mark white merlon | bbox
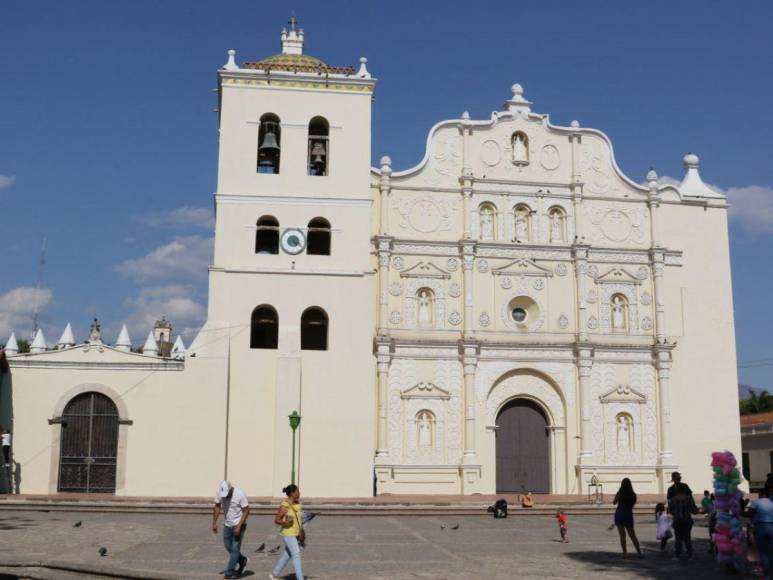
[115,324,132,352]
[171,335,187,359]
[357,57,371,79]
[142,331,159,356]
[504,83,532,114]
[57,323,75,349]
[4,332,18,356]
[223,49,238,71]
[30,329,47,353]
[678,153,724,199]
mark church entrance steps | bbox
[0,493,665,516]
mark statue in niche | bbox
[512,133,528,163]
[616,414,634,453]
[417,289,434,327]
[480,206,495,240]
[514,206,530,242]
[88,318,101,343]
[417,411,434,447]
[549,208,565,242]
[611,295,627,331]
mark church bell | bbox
[259,130,280,152]
[310,141,326,164]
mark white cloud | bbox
[114,235,213,284]
[0,287,52,338]
[121,285,206,339]
[141,206,214,230]
[725,186,773,235]
[0,175,15,191]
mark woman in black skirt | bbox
[613,478,642,557]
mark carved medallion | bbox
[637,266,649,280]
[396,195,454,234]
[640,292,652,306]
[588,265,599,278]
[389,282,402,297]
[393,256,405,270]
[539,144,560,171]
[480,140,501,167]
[641,316,653,331]
[477,259,489,273]
[586,290,597,304]
[446,258,459,272]
[533,278,545,291]
[448,311,462,326]
[587,316,598,330]
[558,314,569,329]
[555,263,568,277]
[479,312,491,327]
[600,210,633,242]
[448,282,462,298]
[500,276,512,289]
[390,311,402,325]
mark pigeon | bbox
[450,524,460,530]
[73,521,82,528]
[267,545,282,554]
[98,547,107,557]
[440,524,447,530]
[255,543,266,553]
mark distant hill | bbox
[740,384,757,400]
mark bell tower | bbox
[207,20,377,497]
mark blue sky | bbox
[1,1,772,389]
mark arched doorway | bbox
[496,398,550,493]
[57,392,119,493]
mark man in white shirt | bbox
[1,427,10,466]
[212,480,250,579]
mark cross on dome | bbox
[281,16,304,55]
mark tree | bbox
[17,339,30,354]
[740,389,773,415]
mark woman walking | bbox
[750,481,773,579]
[613,478,642,557]
[270,484,305,580]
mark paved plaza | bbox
[0,510,734,579]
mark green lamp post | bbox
[289,411,302,485]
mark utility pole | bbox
[31,237,47,339]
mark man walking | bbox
[668,476,698,559]
[212,480,249,579]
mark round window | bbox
[511,307,527,323]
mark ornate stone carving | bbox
[389,282,402,297]
[587,206,647,245]
[640,291,652,306]
[396,195,456,234]
[477,247,568,260]
[598,283,639,334]
[555,263,568,276]
[476,259,489,273]
[539,144,560,171]
[448,311,462,326]
[481,139,502,167]
[533,278,545,291]
[448,282,462,298]
[500,276,513,289]
[390,310,402,325]
[392,256,405,270]
[579,140,612,195]
[500,286,546,332]
[423,132,462,187]
[446,258,459,272]
[485,371,565,426]
[588,265,599,278]
[558,314,569,329]
[404,278,446,329]
[479,312,491,327]
[636,266,649,280]
[587,316,598,330]
[586,289,597,304]
[641,316,653,331]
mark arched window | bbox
[250,305,278,349]
[307,116,329,176]
[257,113,281,174]
[513,204,531,242]
[615,413,635,452]
[548,206,566,243]
[255,216,279,254]
[416,410,436,448]
[301,307,328,351]
[307,217,331,255]
[610,294,629,333]
[478,203,496,241]
[512,131,529,164]
[416,288,435,327]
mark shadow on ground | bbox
[0,516,37,531]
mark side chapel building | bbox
[0,21,741,497]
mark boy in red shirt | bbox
[556,510,568,543]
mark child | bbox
[556,510,568,543]
[655,502,672,550]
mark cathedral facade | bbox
[0,22,741,497]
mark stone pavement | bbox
[0,510,734,579]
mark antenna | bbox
[31,236,47,339]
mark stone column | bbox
[499,193,508,241]
[461,342,479,461]
[461,241,476,337]
[379,156,392,235]
[655,348,673,463]
[375,340,391,460]
[569,123,583,242]
[573,245,590,340]
[651,249,666,343]
[460,114,473,240]
[576,347,594,463]
[377,237,392,332]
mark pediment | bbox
[399,261,451,280]
[599,384,647,404]
[595,267,642,284]
[401,382,451,400]
[492,258,553,277]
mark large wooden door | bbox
[496,399,550,493]
[58,392,119,493]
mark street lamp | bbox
[289,411,302,485]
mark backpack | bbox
[487,499,508,518]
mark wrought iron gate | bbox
[58,392,119,493]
